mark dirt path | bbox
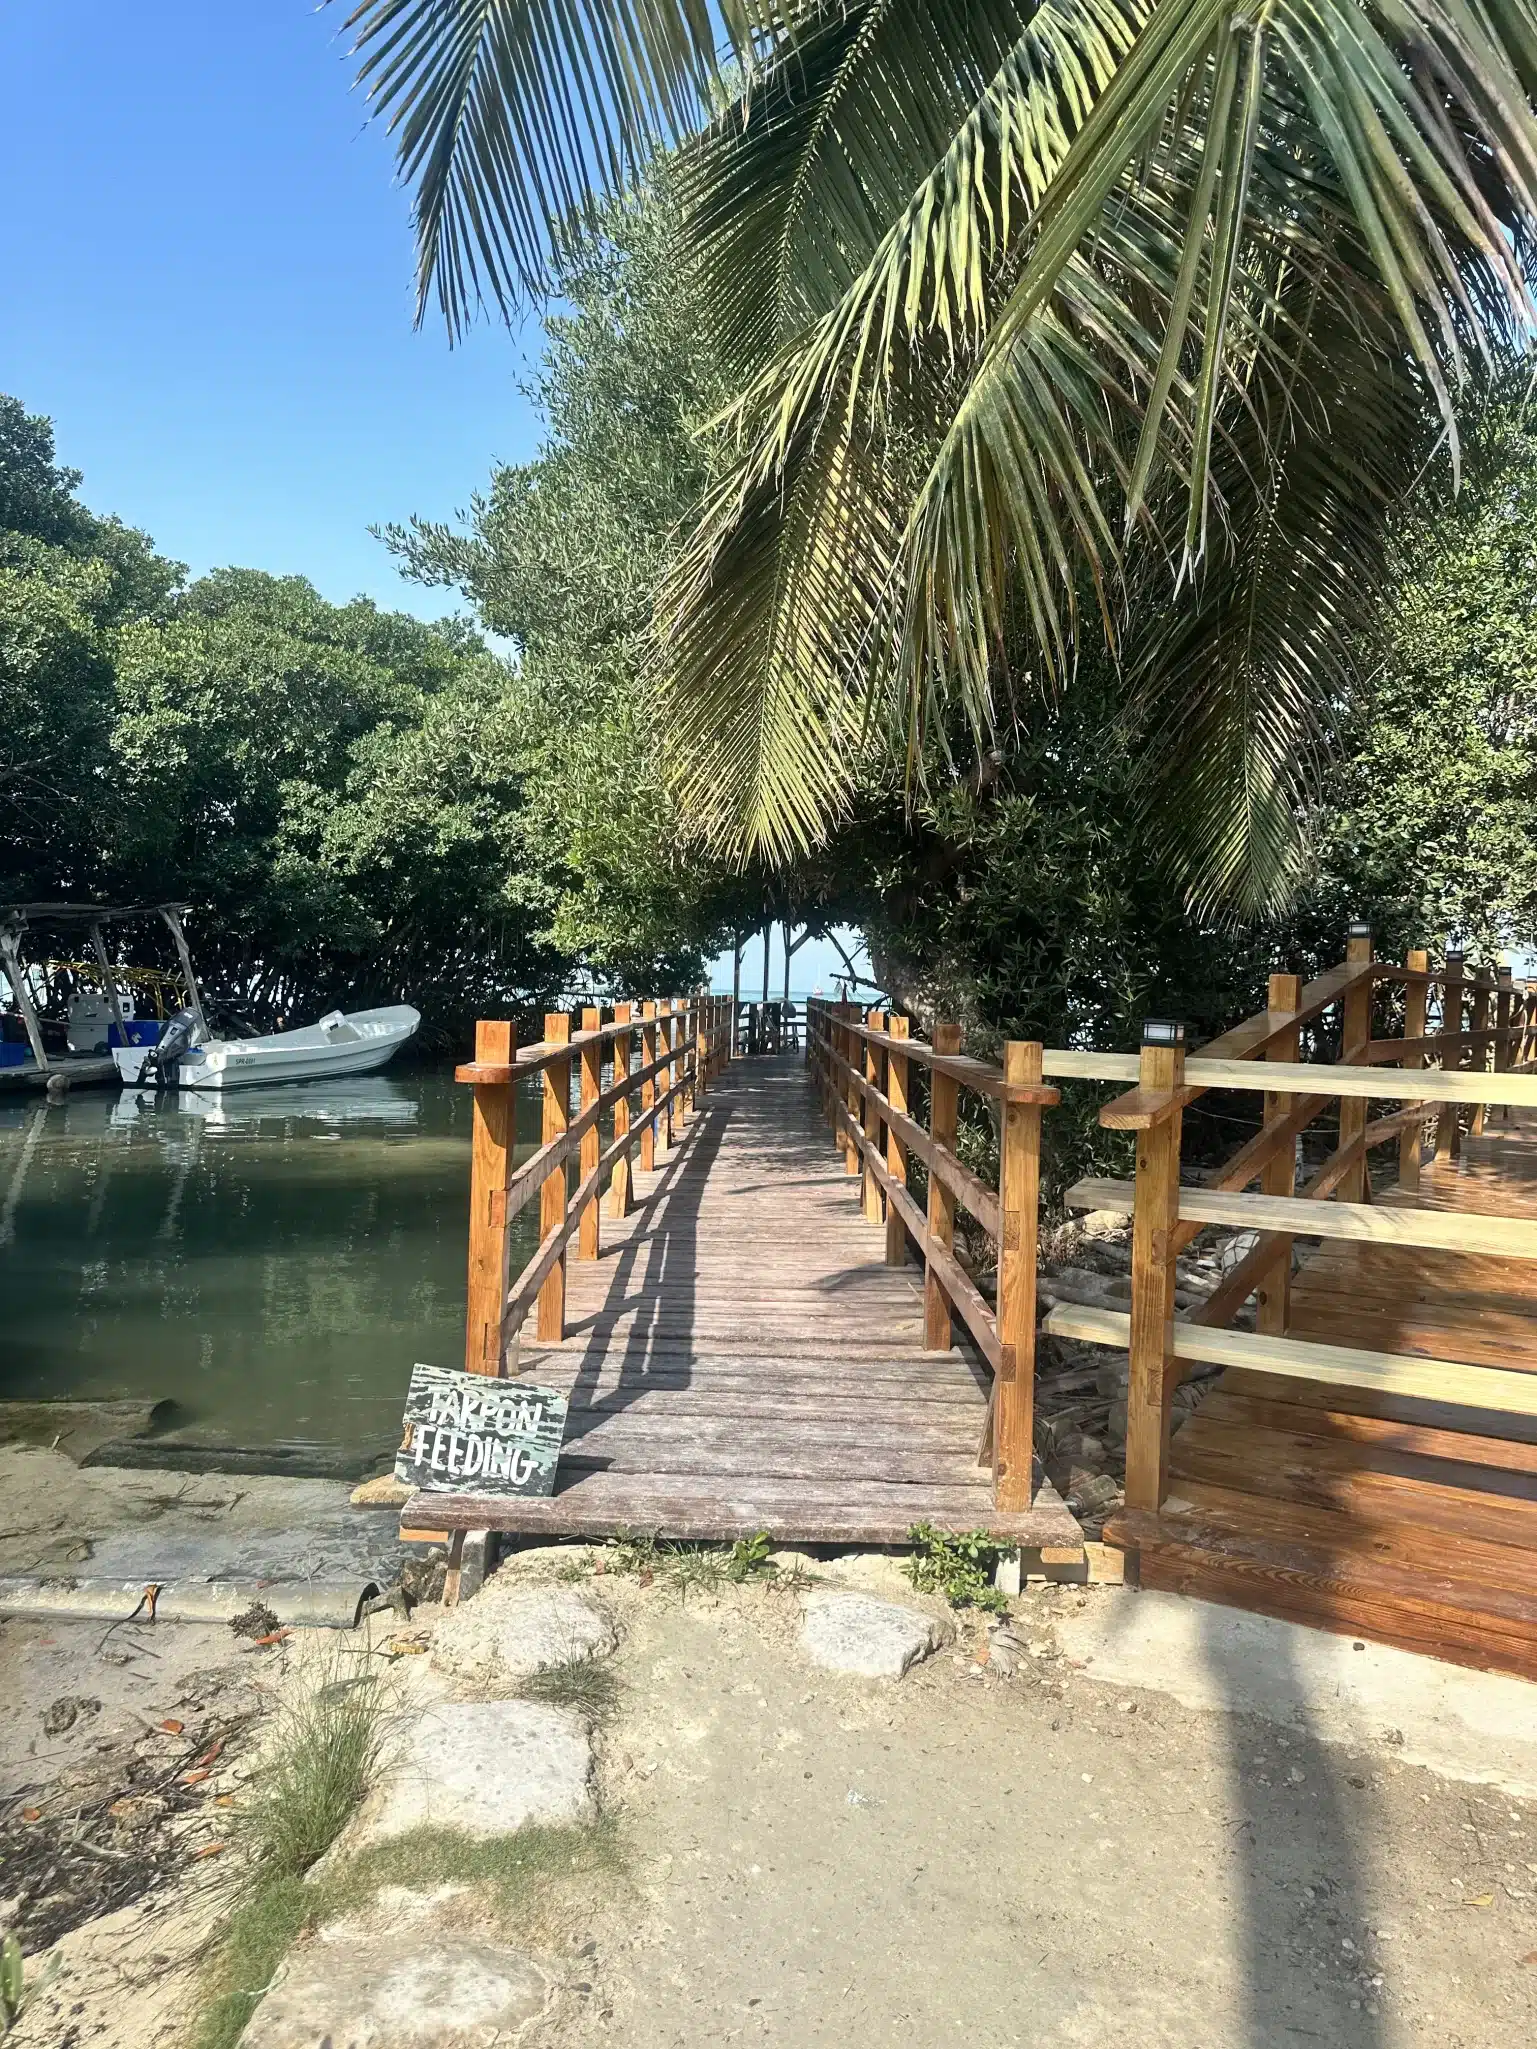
[556,1565,1535,2049]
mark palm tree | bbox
[340,0,1537,914]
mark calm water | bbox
[0,1073,544,1459]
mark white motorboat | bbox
[113,1005,421,1090]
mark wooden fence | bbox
[810,933,1537,1520]
[455,994,732,1373]
[805,999,1060,1512]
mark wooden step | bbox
[1108,1503,1537,1680]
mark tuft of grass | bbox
[240,1658,388,1879]
[904,1523,1011,1614]
[517,1657,621,1725]
[191,1651,388,2049]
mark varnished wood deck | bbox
[404,1055,1080,1547]
[1111,1116,1537,1678]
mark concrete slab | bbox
[1054,1586,1537,1796]
[431,1582,616,1685]
[337,1700,593,1854]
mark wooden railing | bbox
[806,998,1060,1511]
[456,994,733,1373]
[1037,933,1537,1512]
[809,933,1537,1521]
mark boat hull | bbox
[113,1005,421,1090]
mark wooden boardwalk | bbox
[405,1054,1081,1548]
[1113,1117,1537,1679]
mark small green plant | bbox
[904,1524,1011,1614]
[725,1531,777,1583]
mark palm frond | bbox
[1129,267,1425,916]
[339,0,771,329]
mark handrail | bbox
[806,931,1537,1531]
[459,992,734,1373]
[805,997,1059,1512]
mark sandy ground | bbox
[517,1563,1537,2049]
[2,1495,1535,2048]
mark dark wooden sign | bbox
[395,1363,567,1496]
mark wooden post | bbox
[664,999,679,1143]
[996,1040,1044,1511]
[578,1006,602,1259]
[923,1023,962,1351]
[464,1019,515,1375]
[1339,923,1373,1203]
[641,1001,658,1171]
[609,1003,633,1217]
[831,1002,848,1147]
[885,1016,911,1266]
[1471,973,1493,1137]
[0,926,50,1073]
[1435,951,1465,1161]
[843,1006,861,1177]
[862,1010,885,1223]
[1400,950,1429,1190]
[159,906,210,1040]
[1124,1021,1185,1513]
[537,1013,571,1342]
[1256,972,1301,1336]
[1495,966,1514,1126]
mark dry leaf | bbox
[21,1807,41,1823]
[182,1769,210,1786]
[159,1719,184,1735]
[191,1842,225,1860]
[1470,1893,1495,1908]
[195,1737,225,1767]
[251,1630,290,1647]
[214,1794,236,1808]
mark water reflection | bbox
[0,1072,543,1457]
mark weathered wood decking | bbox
[1111,1115,1537,1679]
[403,1055,1080,1548]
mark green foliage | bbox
[191,1876,312,2049]
[1293,377,1537,964]
[904,1524,1010,1614]
[725,1531,777,1583]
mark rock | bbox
[1094,1359,1129,1398]
[349,1471,411,1507]
[336,1701,592,1856]
[799,1591,949,1679]
[431,1581,616,1686]
[240,1886,553,2047]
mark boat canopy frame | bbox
[0,902,207,1074]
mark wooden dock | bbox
[1114,1116,1537,1679]
[404,1052,1080,1548]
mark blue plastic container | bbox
[0,1043,30,1068]
[108,1020,164,1048]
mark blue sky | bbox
[1,2,538,616]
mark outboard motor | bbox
[141,1007,202,1091]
